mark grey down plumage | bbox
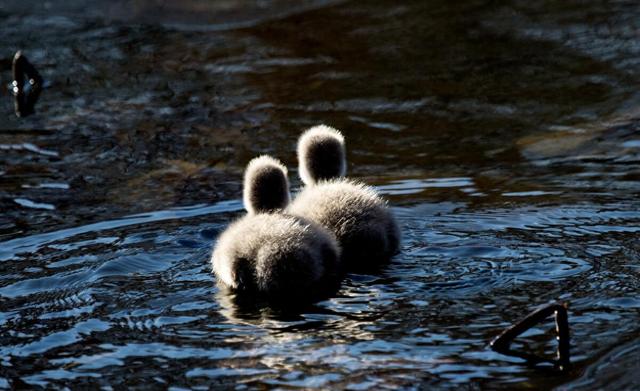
[289,125,400,269]
[211,155,340,299]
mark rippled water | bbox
[1,0,640,389]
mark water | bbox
[1,0,640,388]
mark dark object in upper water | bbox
[211,155,341,303]
[12,51,43,117]
[491,302,571,372]
[289,125,400,271]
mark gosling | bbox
[289,125,400,270]
[211,155,341,302]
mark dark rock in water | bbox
[12,51,44,117]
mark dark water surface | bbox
[1,0,639,389]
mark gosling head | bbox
[297,124,346,185]
[243,155,291,215]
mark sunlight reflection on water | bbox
[1,0,640,389]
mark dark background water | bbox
[1,0,639,389]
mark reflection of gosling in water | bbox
[289,125,400,270]
[211,155,340,300]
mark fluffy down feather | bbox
[243,155,291,215]
[211,213,340,299]
[292,125,400,269]
[289,179,399,269]
[212,155,341,302]
[297,125,347,185]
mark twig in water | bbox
[490,302,571,371]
